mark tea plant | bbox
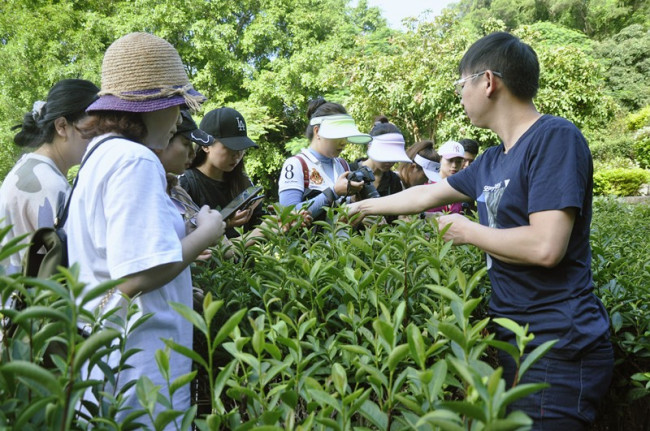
[0,264,125,429]
[187,208,550,429]
[3,199,648,429]
[590,197,650,429]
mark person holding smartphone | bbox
[157,109,213,229]
[180,107,264,239]
[66,33,225,427]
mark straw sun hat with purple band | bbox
[86,32,205,113]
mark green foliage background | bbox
[1,0,649,195]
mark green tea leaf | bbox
[492,318,526,338]
[438,322,467,351]
[281,390,298,409]
[519,339,558,379]
[213,308,247,346]
[73,328,120,371]
[153,409,183,430]
[308,388,340,411]
[407,323,426,369]
[331,363,347,395]
[427,285,462,303]
[387,343,410,371]
[170,371,197,396]
[163,339,207,370]
[485,340,520,364]
[440,400,487,422]
[500,383,550,412]
[155,349,170,382]
[170,301,207,336]
[416,410,464,431]
[0,361,59,394]
[13,306,69,325]
[373,319,395,347]
[358,399,388,430]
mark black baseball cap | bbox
[199,107,258,151]
[176,110,214,146]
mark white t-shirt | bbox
[66,134,191,426]
[0,153,69,274]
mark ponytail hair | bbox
[305,98,348,140]
[13,79,99,148]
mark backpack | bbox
[293,153,349,193]
[22,135,118,278]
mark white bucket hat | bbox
[367,133,411,163]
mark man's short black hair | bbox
[459,32,539,100]
[460,138,479,156]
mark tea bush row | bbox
[1,201,649,429]
[590,198,650,424]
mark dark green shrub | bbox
[185,208,550,429]
[593,168,650,196]
[633,128,650,169]
[626,107,650,169]
[3,200,649,430]
[626,106,650,131]
[587,128,636,163]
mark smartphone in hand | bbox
[220,186,264,220]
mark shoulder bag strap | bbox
[55,135,122,228]
[294,154,310,190]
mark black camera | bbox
[347,165,380,199]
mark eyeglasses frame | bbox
[454,70,503,94]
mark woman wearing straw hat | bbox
[0,79,98,275]
[68,32,225,426]
[278,98,371,221]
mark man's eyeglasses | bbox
[454,70,502,94]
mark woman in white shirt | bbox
[0,79,98,275]
[278,98,371,220]
[67,33,225,428]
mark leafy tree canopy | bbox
[0,0,647,188]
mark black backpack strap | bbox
[55,135,121,228]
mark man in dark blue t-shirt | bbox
[350,32,613,430]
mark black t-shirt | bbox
[179,168,264,238]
